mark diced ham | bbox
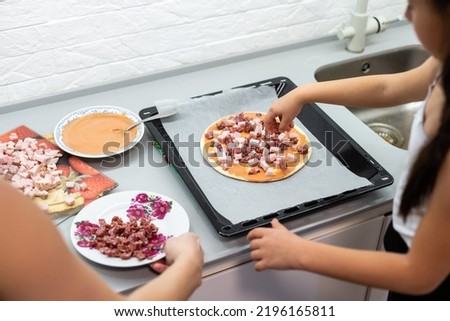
[259,160,270,172]
[225,156,233,168]
[204,131,214,139]
[249,138,259,146]
[276,156,287,170]
[224,119,235,127]
[248,158,259,167]
[248,150,256,158]
[64,196,75,206]
[234,153,243,160]
[297,144,310,155]
[0,134,63,199]
[287,153,296,163]
[269,146,280,154]
[248,168,261,175]
[268,153,278,162]
[255,123,263,135]
[8,133,18,141]
[235,137,246,145]
[278,132,286,141]
[218,133,230,143]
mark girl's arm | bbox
[265,56,441,132]
[247,152,450,294]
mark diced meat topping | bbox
[248,168,261,175]
[297,144,310,155]
[204,112,309,175]
[75,216,166,261]
[0,135,63,198]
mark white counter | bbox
[0,22,418,295]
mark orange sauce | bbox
[62,113,138,155]
[224,153,307,182]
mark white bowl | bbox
[54,105,144,158]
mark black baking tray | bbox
[139,77,394,237]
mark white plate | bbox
[54,105,145,158]
[70,191,190,268]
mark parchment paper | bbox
[158,86,372,224]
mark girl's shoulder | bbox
[418,56,443,78]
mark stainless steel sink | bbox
[314,45,429,150]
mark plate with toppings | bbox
[201,111,312,182]
[0,125,118,217]
[70,191,190,268]
[54,105,145,158]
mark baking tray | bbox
[139,77,393,237]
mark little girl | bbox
[248,0,450,300]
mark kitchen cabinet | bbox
[190,215,386,301]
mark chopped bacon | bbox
[216,120,228,130]
[248,168,261,175]
[248,158,259,167]
[297,144,310,155]
[204,131,214,139]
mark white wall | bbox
[0,0,406,106]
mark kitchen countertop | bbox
[0,22,418,293]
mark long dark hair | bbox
[400,0,450,217]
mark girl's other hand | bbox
[150,232,203,273]
[264,93,302,133]
[247,219,303,271]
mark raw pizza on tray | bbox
[200,112,312,182]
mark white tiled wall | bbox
[0,0,406,106]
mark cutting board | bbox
[0,125,118,218]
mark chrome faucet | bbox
[337,0,388,53]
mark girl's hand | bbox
[247,219,303,271]
[264,93,303,133]
[150,232,203,273]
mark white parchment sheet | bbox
[158,86,372,224]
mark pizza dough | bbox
[200,112,312,182]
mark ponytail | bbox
[400,55,450,217]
